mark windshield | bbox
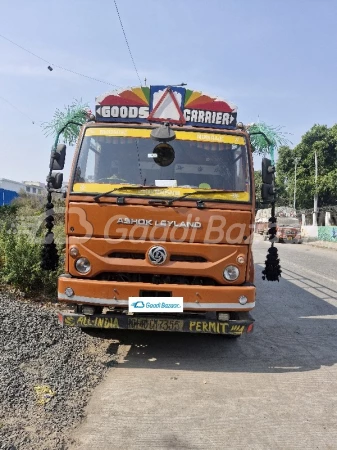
[72,127,251,202]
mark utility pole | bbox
[293,157,300,210]
[313,150,318,226]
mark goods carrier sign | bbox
[95,85,237,129]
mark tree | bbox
[275,145,295,207]
[254,170,262,205]
[275,125,337,210]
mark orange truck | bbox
[54,85,260,337]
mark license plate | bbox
[128,317,184,332]
[287,236,293,240]
[58,312,254,335]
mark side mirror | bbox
[262,158,275,184]
[261,183,276,203]
[50,144,67,171]
[48,172,63,190]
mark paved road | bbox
[70,239,337,450]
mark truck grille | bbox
[108,252,207,262]
[95,272,219,286]
[169,255,207,262]
[109,252,145,259]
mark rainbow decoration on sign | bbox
[95,86,238,129]
[184,90,236,113]
[97,87,150,107]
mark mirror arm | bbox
[46,173,54,191]
[249,131,272,148]
[52,120,83,151]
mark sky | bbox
[0,0,336,183]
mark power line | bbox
[0,33,119,87]
[0,95,36,124]
[113,0,142,86]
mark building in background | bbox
[0,178,46,206]
[22,181,46,196]
[0,178,26,194]
[0,188,18,206]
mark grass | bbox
[0,195,65,300]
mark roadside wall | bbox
[317,226,337,242]
[301,225,337,242]
[301,226,318,239]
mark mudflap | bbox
[58,311,254,336]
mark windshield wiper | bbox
[93,185,167,202]
[167,189,225,206]
[94,185,144,201]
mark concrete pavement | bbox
[69,240,337,450]
[302,239,337,251]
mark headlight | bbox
[75,257,91,274]
[223,265,239,281]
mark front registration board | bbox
[58,312,254,335]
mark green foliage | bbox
[254,170,262,204]
[0,196,65,297]
[275,124,337,210]
[42,99,89,146]
[0,204,18,224]
[12,194,45,215]
[0,227,60,295]
[274,146,294,207]
[248,122,292,163]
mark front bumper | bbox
[58,276,256,312]
[58,311,254,336]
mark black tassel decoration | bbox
[41,191,59,271]
[262,206,282,281]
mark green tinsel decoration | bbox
[248,122,291,164]
[248,122,290,283]
[40,99,90,272]
[42,99,90,146]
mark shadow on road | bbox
[91,264,337,374]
